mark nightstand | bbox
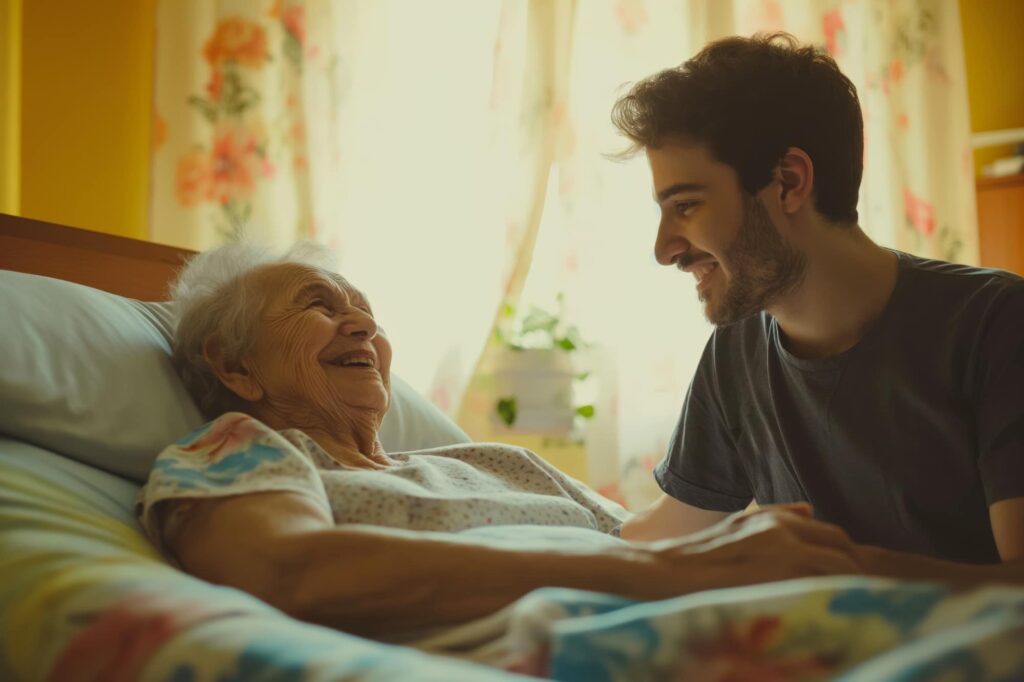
[977,173,1024,275]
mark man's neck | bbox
[766,224,899,360]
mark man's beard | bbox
[705,194,807,326]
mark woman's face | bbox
[240,262,392,429]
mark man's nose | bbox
[654,217,689,266]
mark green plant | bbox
[493,294,596,428]
[494,293,585,352]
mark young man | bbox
[615,33,1024,583]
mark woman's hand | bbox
[632,503,864,597]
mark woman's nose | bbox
[342,309,377,339]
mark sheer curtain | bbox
[152,0,976,509]
[151,0,568,410]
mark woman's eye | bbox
[307,298,331,310]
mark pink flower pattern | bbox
[182,412,266,461]
[903,187,936,237]
[47,593,234,682]
[676,616,835,681]
[822,8,846,56]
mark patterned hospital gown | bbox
[137,412,628,555]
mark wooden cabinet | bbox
[977,173,1024,275]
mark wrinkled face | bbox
[242,263,392,427]
[648,139,806,326]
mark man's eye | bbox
[307,298,331,310]
[675,201,699,216]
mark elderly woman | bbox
[137,243,862,640]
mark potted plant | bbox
[491,294,595,435]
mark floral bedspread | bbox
[500,578,1024,681]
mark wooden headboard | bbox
[0,212,195,301]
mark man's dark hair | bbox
[612,32,863,224]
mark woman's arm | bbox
[163,491,864,637]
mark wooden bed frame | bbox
[0,212,194,301]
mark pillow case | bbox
[0,270,470,482]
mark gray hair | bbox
[171,241,338,418]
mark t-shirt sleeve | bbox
[654,334,753,512]
[975,282,1024,505]
[136,412,331,555]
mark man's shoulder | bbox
[897,251,1024,296]
[895,251,1024,324]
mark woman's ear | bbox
[203,337,264,402]
[776,147,815,215]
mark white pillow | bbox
[0,271,470,481]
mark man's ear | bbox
[776,147,814,215]
[203,337,264,402]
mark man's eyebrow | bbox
[655,182,707,203]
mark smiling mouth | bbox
[323,352,377,369]
[326,359,375,369]
[693,261,718,285]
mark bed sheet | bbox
[0,437,526,682]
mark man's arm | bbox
[858,496,1024,586]
[990,497,1024,561]
[620,492,730,542]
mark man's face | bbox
[647,139,806,325]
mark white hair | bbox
[171,240,338,418]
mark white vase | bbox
[490,348,575,434]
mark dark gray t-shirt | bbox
[655,252,1024,564]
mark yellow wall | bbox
[960,0,1024,173]
[0,0,20,214]
[18,0,155,239]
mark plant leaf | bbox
[575,404,595,419]
[496,397,517,426]
[521,307,557,335]
[186,96,218,124]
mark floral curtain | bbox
[151,0,569,409]
[152,0,976,510]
